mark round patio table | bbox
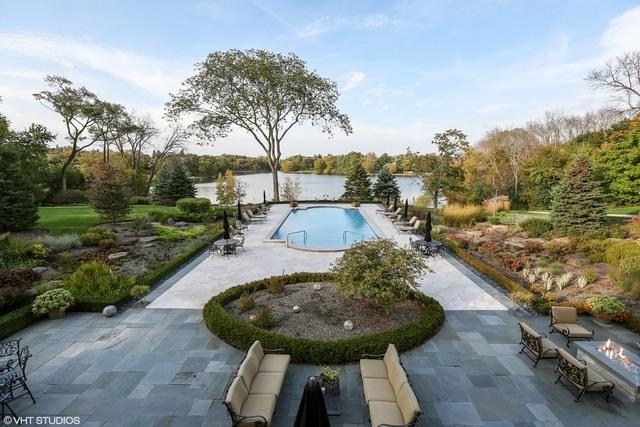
[413,239,442,255]
[213,238,239,256]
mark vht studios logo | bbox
[3,416,81,425]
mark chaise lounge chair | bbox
[247,210,266,219]
[376,204,394,214]
[555,348,614,402]
[518,322,559,367]
[397,220,421,234]
[394,216,417,228]
[383,208,402,218]
[549,307,594,347]
[242,211,265,224]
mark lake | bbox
[195,172,424,204]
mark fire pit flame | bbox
[597,339,640,377]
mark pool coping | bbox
[262,203,384,251]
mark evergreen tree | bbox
[87,163,131,223]
[372,167,401,200]
[0,149,38,231]
[151,161,196,205]
[550,157,607,234]
[342,163,372,201]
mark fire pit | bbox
[576,340,640,402]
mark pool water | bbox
[271,206,377,250]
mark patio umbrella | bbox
[263,190,267,205]
[393,195,398,210]
[223,210,231,240]
[236,200,241,220]
[294,377,330,427]
[425,211,432,242]
[404,199,409,218]
[386,192,390,206]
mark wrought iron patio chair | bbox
[555,348,614,402]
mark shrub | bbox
[511,290,535,308]
[154,225,208,241]
[524,240,543,253]
[34,281,64,295]
[575,239,611,259]
[80,228,116,247]
[32,289,74,315]
[520,218,553,238]
[38,234,82,251]
[482,195,510,213]
[98,239,116,250]
[87,163,131,223]
[442,204,482,228]
[581,268,597,284]
[628,215,640,236]
[255,307,273,329]
[176,198,211,213]
[620,256,640,275]
[496,255,529,272]
[0,234,34,270]
[0,305,35,340]
[478,242,500,257]
[49,189,87,205]
[239,293,255,311]
[608,269,632,292]
[332,239,430,308]
[0,269,40,314]
[584,295,628,322]
[147,209,172,224]
[604,242,640,264]
[151,161,196,205]
[548,262,565,275]
[547,241,571,259]
[129,195,150,205]
[132,218,153,231]
[202,272,444,364]
[30,243,49,259]
[64,262,132,299]
[130,285,150,298]
[267,277,285,294]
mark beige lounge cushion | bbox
[397,383,421,425]
[259,354,290,373]
[383,344,400,370]
[586,368,614,391]
[363,378,396,403]
[247,341,265,363]
[540,338,559,357]
[388,361,408,396]
[368,401,404,427]
[360,359,387,379]
[248,372,285,396]
[552,306,577,324]
[552,323,594,338]
[225,377,248,414]
[238,356,259,390]
[238,394,277,427]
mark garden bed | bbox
[225,282,423,340]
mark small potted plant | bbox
[289,200,299,207]
[351,200,361,207]
[584,295,628,325]
[319,365,340,394]
[32,288,75,319]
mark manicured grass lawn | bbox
[37,205,179,235]
[607,206,640,215]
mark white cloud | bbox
[299,14,401,37]
[0,32,188,98]
[343,71,365,91]
[600,6,640,56]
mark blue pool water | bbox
[271,206,377,250]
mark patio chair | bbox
[248,210,266,219]
[397,220,421,234]
[242,212,265,224]
[555,348,614,402]
[0,340,20,372]
[549,307,594,347]
[518,322,559,367]
[376,204,393,214]
[237,236,246,252]
[1,371,17,418]
[5,348,35,406]
[383,208,402,218]
[394,216,417,228]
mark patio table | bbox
[213,238,239,257]
[413,239,443,255]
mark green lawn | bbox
[37,205,179,235]
[607,206,640,215]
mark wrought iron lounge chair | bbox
[550,307,594,347]
[518,322,559,367]
[555,348,614,402]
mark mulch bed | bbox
[225,282,423,340]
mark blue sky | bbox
[1,0,639,156]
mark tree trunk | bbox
[60,157,74,192]
[271,165,280,202]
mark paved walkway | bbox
[9,307,640,426]
[148,204,506,311]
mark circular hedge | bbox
[202,272,445,364]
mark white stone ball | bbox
[343,320,354,331]
[293,305,301,313]
[102,305,117,318]
[313,283,322,291]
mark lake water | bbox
[195,172,423,204]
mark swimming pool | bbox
[270,206,378,250]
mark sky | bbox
[1,0,640,157]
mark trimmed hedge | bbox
[0,304,36,340]
[203,272,445,364]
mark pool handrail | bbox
[342,230,364,244]
[286,230,308,247]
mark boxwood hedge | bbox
[202,272,445,364]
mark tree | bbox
[418,129,469,208]
[166,49,352,201]
[342,163,372,201]
[372,167,400,200]
[587,51,640,116]
[550,157,607,234]
[112,115,159,194]
[281,176,302,201]
[215,170,247,204]
[522,145,571,209]
[87,163,131,222]
[151,161,196,205]
[144,125,188,196]
[33,75,109,191]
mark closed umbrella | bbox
[386,192,390,206]
[237,200,241,220]
[393,195,398,210]
[404,199,409,218]
[294,377,330,427]
[223,210,231,240]
[263,190,267,205]
[425,211,432,242]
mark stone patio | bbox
[5,203,640,426]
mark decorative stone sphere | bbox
[249,314,257,324]
[313,283,322,291]
[343,320,354,331]
[293,305,301,313]
[102,305,117,318]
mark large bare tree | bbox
[587,51,640,116]
[166,49,352,201]
[144,125,188,196]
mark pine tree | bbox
[342,163,372,201]
[151,161,196,205]
[0,150,38,231]
[372,167,401,200]
[88,163,131,223]
[550,157,607,234]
